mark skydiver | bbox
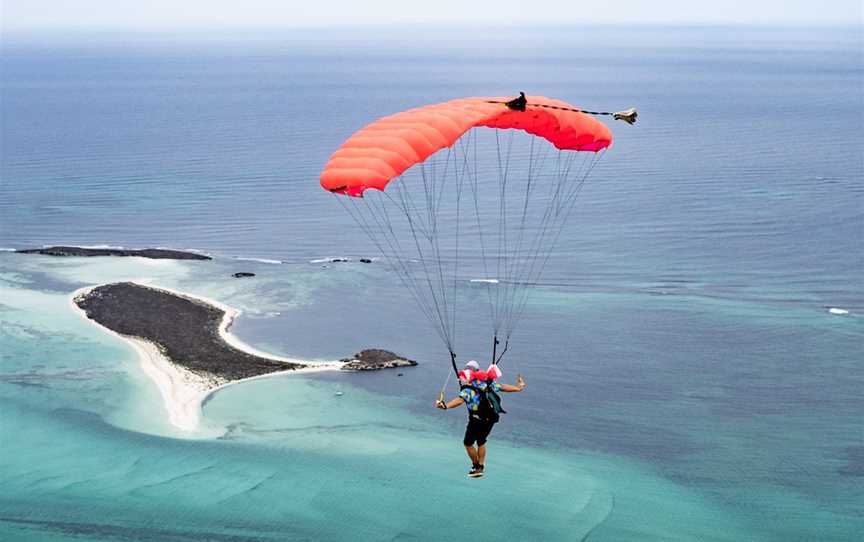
[436,360,525,477]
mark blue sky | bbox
[2,0,861,30]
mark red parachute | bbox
[322,95,614,197]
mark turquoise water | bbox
[1,254,861,540]
[2,25,863,540]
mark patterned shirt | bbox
[459,380,502,414]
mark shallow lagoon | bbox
[1,253,861,540]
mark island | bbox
[75,282,306,382]
[71,281,415,430]
[19,246,211,260]
[341,349,417,371]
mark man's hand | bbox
[437,397,464,409]
[500,379,526,393]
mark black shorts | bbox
[463,417,496,446]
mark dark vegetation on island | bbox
[232,272,256,278]
[75,282,302,382]
[74,283,416,383]
[18,246,210,260]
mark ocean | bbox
[1,25,862,540]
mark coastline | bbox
[70,282,342,431]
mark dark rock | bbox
[18,246,211,260]
[339,349,417,371]
[74,282,303,382]
[232,272,256,278]
[359,258,372,263]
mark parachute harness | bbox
[329,93,632,393]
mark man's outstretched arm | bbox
[500,381,526,393]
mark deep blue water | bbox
[1,25,862,541]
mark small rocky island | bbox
[19,246,211,260]
[340,349,417,371]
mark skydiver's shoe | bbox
[468,464,484,478]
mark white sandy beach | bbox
[70,280,342,431]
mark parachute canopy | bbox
[320,96,613,197]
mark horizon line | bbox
[3,21,862,34]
